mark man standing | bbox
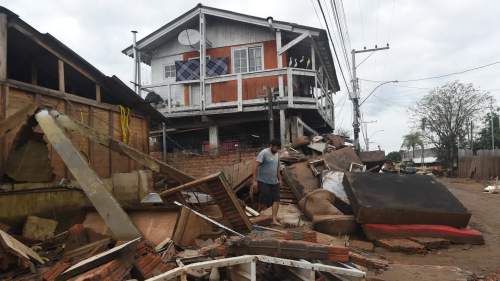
[252,139,282,225]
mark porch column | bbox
[276,30,287,145]
[209,125,219,152]
[290,116,304,142]
[199,11,206,111]
[58,59,65,92]
[0,12,7,81]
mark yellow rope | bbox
[119,105,130,144]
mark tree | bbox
[402,132,424,159]
[386,151,402,162]
[409,81,491,169]
[474,109,500,150]
[335,127,351,139]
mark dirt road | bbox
[376,177,500,277]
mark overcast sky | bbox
[3,0,500,152]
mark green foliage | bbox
[401,132,424,158]
[386,151,402,162]
[474,109,500,150]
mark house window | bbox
[233,45,263,73]
[164,64,176,79]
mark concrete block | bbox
[22,216,58,241]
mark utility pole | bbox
[350,44,389,153]
[361,120,377,151]
[267,87,275,142]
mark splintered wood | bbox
[160,172,252,233]
[35,110,141,241]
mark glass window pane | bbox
[248,47,262,72]
[234,49,247,73]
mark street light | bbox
[360,80,398,106]
[366,129,384,151]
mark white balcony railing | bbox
[142,67,334,128]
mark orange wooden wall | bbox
[0,86,149,181]
[182,40,287,105]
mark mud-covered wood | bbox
[35,109,140,240]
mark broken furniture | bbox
[159,172,252,233]
[144,254,365,281]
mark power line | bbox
[330,0,352,78]
[361,60,500,83]
[317,0,352,93]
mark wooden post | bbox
[276,30,286,146]
[199,12,206,111]
[237,74,243,111]
[58,59,65,92]
[95,84,101,102]
[209,125,219,153]
[35,109,141,240]
[31,63,38,85]
[0,12,7,81]
[287,68,293,106]
[167,84,172,113]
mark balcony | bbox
[142,67,334,128]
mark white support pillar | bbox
[290,116,304,142]
[276,30,286,145]
[199,12,207,111]
[311,45,316,97]
[58,59,65,92]
[287,68,293,106]
[0,13,6,81]
[95,84,101,102]
[209,125,219,152]
[167,84,172,113]
[237,73,243,111]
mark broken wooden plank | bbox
[35,109,140,240]
[0,102,37,137]
[312,215,358,235]
[408,237,450,249]
[0,229,45,264]
[57,237,140,281]
[48,109,194,184]
[161,172,252,233]
[374,238,426,254]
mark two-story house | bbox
[123,4,340,153]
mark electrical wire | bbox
[330,0,352,78]
[361,60,500,83]
[317,0,352,94]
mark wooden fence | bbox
[458,149,500,179]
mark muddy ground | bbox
[371,177,500,279]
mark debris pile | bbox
[0,108,486,280]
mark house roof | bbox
[0,6,166,123]
[122,3,340,92]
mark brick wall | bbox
[151,149,260,178]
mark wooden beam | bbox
[95,84,101,102]
[48,109,195,184]
[35,109,141,240]
[9,22,97,83]
[31,63,38,85]
[58,59,65,92]
[278,31,311,55]
[0,102,37,137]
[0,13,7,81]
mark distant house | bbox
[122,4,339,153]
[401,148,439,165]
